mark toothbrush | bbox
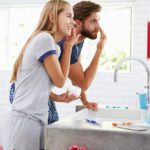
[85,119,102,126]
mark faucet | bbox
[114,57,150,104]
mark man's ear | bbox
[75,19,82,27]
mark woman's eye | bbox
[68,15,71,18]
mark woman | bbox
[2,0,79,149]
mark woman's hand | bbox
[49,91,81,103]
[64,27,81,48]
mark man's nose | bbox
[96,22,100,29]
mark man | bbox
[48,1,106,124]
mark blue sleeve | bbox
[70,41,84,64]
[9,83,15,104]
[70,45,79,64]
[58,40,83,64]
[38,50,56,62]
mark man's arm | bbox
[69,50,101,91]
[69,27,106,91]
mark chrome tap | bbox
[114,57,150,103]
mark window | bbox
[0,5,42,70]
[81,5,132,72]
[0,8,8,70]
[0,3,132,72]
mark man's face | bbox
[80,12,100,39]
[57,4,75,37]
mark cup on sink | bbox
[137,93,148,121]
[137,93,148,109]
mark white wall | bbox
[0,0,150,126]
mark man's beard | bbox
[81,26,98,39]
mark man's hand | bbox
[84,101,98,111]
[97,26,106,50]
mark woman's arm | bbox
[49,92,80,103]
[44,28,80,87]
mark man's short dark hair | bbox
[73,1,101,22]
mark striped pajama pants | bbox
[2,110,45,150]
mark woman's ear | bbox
[49,14,54,23]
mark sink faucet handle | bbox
[144,85,150,89]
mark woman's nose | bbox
[71,19,76,27]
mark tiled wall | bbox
[0,71,11,144]
[0,1,150,142]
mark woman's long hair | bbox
[10,0,69,82]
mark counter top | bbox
[46,117,150,150]
[47,117,150,133]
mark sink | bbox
[71,107,141,121]
[46,107,150,150]
[72,108,150,128]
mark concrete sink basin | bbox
[46,108,150,150]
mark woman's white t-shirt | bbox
[12,32,61,123]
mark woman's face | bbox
[57,4,75,37]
